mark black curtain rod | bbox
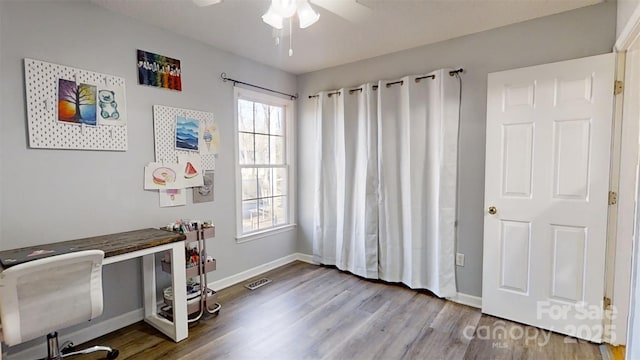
[415,74,436,82]
[220,72,297,100]
[308,91,342,99]
[348,86,379,93]
[310,69,464,98]
[386,80,404,88]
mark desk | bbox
[0,228,190,345]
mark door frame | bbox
[604,50,629,345]
[607,4,640,347]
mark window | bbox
[234,87,295,241]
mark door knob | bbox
[488,206,497,215]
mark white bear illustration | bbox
[98,90,119,120]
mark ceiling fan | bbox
[192,0,372,25]
[193,0,371,56]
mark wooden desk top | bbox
[0,228,186,268]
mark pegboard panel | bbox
[24,58,127,151]
[153,105,216,170]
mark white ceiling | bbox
[91,0,602,74]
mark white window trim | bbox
[233,86,296,243]
[236,224,297,244]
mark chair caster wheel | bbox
[107,349,119,359]
[60,341,75,354]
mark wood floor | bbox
[75,261,602,360]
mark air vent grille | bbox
[244,278,272,290]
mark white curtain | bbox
[312,84,379,278]
[313,69,460,298]
[377,70,459,297]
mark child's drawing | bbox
[200,119,219,155]
[144,162,184,190]
[193,171,214,203]
[97,86,127,126]
[178,154,204,188]
[159,189,186,207]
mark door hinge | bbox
[614,80,624,95]
[608,191,618,205]
[604,296,612,309]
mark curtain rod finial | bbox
[220,72,227,82]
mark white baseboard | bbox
[295,253,316,265]
[207,253,316,291]
[448,292,482,309]
[7,309,143,360]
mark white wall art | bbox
[25,58,127,151]
[153,105,217,170]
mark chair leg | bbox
[45,332,119,360]
[61,346,119,359]
[46,332,61,360]
[59,340,74,353]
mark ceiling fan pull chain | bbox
[289,17,294,56]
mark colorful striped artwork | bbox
[137,50,182,91]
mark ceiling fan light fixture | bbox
[271,0,297,18]
[297,0,320,29]
[262,6,284,29]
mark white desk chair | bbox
[0,250,119,359]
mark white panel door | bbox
[482,53,615,342]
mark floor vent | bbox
[245,278,272,290]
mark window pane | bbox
[242,200,258,233]
[273,168,287,196]
[239,133,254,164]
[270,106,283,135]
[270,135,284,165]
[241,168,258,200]
[273,196,287,226]
[238,99,254,132]
[258,197,273,230]
[255,103,269,134]
[257,168,272,199]
[255,134,269,165]
[237,94,291,236]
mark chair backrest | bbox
[0,250,104,346]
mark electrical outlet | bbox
[456,253,465,267]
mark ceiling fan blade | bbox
[309,0,372,23]
[192,0,223,7]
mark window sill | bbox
[236,224,297,244]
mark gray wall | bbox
[617,0,640,38]
[0,0,296,354]
[296,2,617,297]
